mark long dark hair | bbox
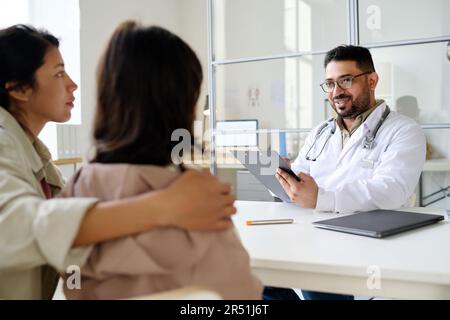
[92,21,203,166]
[0,24,59,110]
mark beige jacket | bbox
[60,163,263,300]
[0,107,97,299]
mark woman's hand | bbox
[157,169,236,231]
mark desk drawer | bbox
[236,170,273,201]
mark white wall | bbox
[78,0,181,159]
[178,0,209,118]
[77,0,211,160]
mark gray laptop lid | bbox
[232,150,291,202]
[313,210,445,238]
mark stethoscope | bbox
[305,106,391,161]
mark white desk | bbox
[233,200,450,299]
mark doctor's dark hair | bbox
[0,24,59,109]
[324,45,375,72]
[92,21,202,165]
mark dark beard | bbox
[332,85,372,119]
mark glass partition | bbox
[358,0,450,45]
[213,0,348,60]
[208,0,450,208]
[215,54,328,130]
[369,42,450,124]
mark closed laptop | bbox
[313,210,445,238]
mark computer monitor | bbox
[216,120,258,147]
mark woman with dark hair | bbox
[0,24,236,300]
[59,21,262,300]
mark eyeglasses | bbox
[320,71,373,93]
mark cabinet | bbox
[236,170,274,201]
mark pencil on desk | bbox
[246,219,294,226]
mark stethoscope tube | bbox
[305,106,391,161]
[305,118,335,161]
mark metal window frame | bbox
[206,0,450,174]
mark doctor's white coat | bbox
[291,102,426,213]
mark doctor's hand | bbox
[276,169,318,208]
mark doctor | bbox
[276,45,426,214]
[272,45,426,300]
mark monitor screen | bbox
[216,120,258,147]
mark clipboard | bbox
[232,150,295,202]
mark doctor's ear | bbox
[5,81,32,103]
[368,72,379,91]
